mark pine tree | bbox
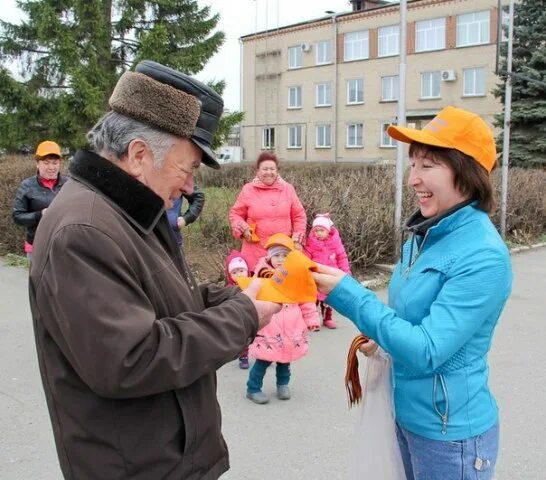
[0,0,242,153]
[493,0,546,168]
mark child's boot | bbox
[246,391,269,404]
[238,354,249,369]
[277,385,291,400]
[323,307,337,329]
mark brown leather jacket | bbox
[29,150,258,479]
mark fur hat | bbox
[312,214,334,232]
[109,60,224,169]
[228,256,248,273]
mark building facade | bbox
[240,0,506,163]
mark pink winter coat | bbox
[305,227,351,301]
[249,302,319,363]
[229,176,307,271]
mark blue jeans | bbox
[396,422,499,480]
[246,359,290,393]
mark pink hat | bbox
[312,214,334,232]
[228,256,248,273]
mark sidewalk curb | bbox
[360,241,546,291]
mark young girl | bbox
[225,250,251,369]
[246,234,319,404]
[305,214,351,329]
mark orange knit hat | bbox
[387,106,497,172]
[236,249,317,303]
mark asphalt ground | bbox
[1,247,544,479]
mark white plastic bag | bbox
[348,350,406,480]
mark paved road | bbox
[1,248,545,479]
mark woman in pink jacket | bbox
[246,234,319,405]
[229,152,307,271]
[305,214,351,329]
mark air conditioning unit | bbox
[441,69,457,81]
[301,43,312,52]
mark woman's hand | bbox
[177,216,186,229]
[358,339,378,357]
[311,264,347,295]
[243,229,252,242]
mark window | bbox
[288,125,302,149]
[316,40,332,64]
[288,86,302,109]
[288,45,302,69]
[262,127,275,149]
[378,25,400,57]
[501,8,510,42]
[463,67,486,96]
[415,18,446,52]
[316,83,332,107]
[347,123,363,148]
[380,123,396,148]
[344,30,369,61]
[381,75,399,101]
[316,124,331,148]
[347,78,364,104]
[421,71,441,99]
[457,11,490,47]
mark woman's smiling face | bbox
[407,146,469,218]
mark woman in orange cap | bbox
[12,141,67,263]
[313,106,512,480]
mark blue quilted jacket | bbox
[327,203,512,440]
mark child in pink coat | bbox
[305,214,351,329]
[225,251,251,369]
[246,235,320,405]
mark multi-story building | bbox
[240,0,507,163]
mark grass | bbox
[2,253,28,269]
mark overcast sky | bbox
[0,0,374,110]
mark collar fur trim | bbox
[69,150,165,233]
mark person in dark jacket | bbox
[166,183,205,246]
[28,61,279,480]
[12,141,67,262]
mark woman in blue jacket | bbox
[313,106,512,480]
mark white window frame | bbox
[316,124,332,148]
[420,71,441,99]
[380,122,396,148]
[501,8,509,42]
[415,17,446,52]
[346,78,364,104]
[315,82,332,107]
[316,40,332,65]
[344,30,369,61]
[456,11,490,47]
[378,25,400,57]
[288,86,302,109]
[287,125,302,149]
[463,67,486,97]
[346,123,363,148]
[381,75,399,102]
[288,45,303,69]
[262,127,275,149]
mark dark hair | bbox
[256,152,279,169]
[408,142,496,213]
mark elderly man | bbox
[29,61,279,480]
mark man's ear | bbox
[121,139,149,178]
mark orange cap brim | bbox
[236,277,298,304]
[387,124,456,150]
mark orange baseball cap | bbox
[35,141,62,158]
[264,233,295,251]
[387,106,497,172]
[236,250,318,304]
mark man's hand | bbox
[242,279,281,329]
[177,216,186,229]
[311,264,347,295]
